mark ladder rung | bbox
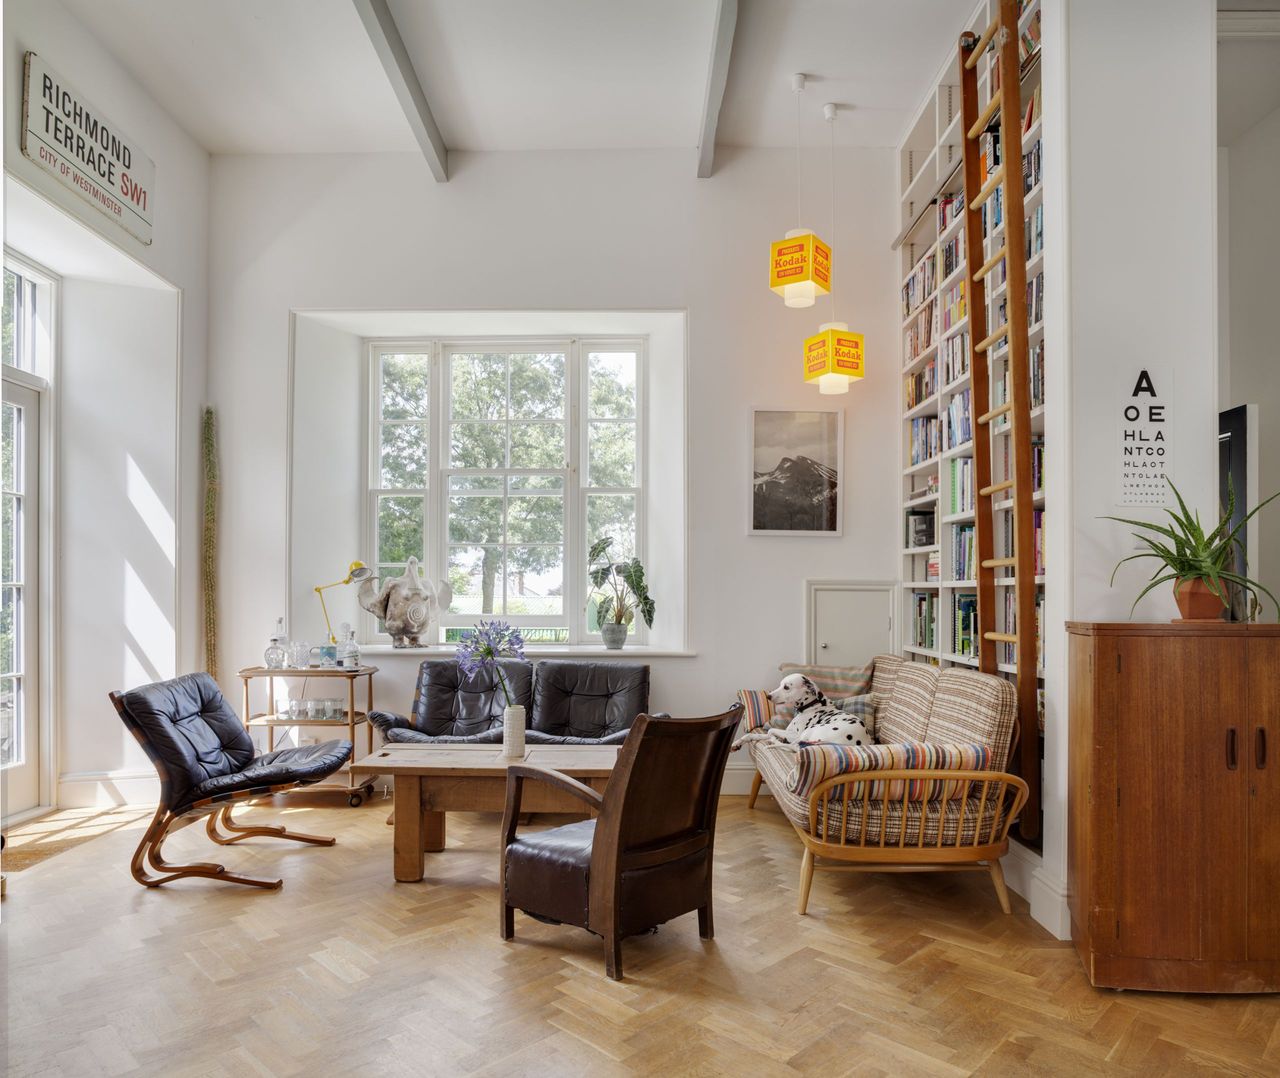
[968,167,1005,211]
[980,479,1014,497]
[982,557,1017,569]
[975,323,1010,353]
[968,91,1002,139]
[974,245,1006,281]
[965,18,1000,68]
[984,632,1017,643]
[977,402,1012,426]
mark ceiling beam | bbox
[352,0,449,181]
[696,0,738,178]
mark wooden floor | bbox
[3,793,1278,1077]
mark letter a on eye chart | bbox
[1117,366,1172,507]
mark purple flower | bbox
[455,620,526,705]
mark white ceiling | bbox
[718,0,968,148]
[1218,39,1280,145]
[57,0,419,153]
[53,0,973,156]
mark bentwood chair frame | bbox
[110,690,338,890]
[794,768,1029,915]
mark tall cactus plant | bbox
[201,407,219,680]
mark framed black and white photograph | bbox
[750,408,843,536]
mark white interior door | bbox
[2,379,42,818]
[807,582,895,667]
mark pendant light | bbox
[770,74,830,308]
[804,102,864,394]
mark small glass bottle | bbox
[337,624,360,670]
[264,617,287,670]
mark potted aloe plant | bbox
[588,537,655,649]
[1104,480,1280,621]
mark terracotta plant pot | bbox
[1173,577,1227,622]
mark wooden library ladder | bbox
[958,0,1040,840]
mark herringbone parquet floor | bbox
[3,792,1278,1077]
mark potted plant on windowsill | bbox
[588,537,655,649]
[1104,480,1280,622]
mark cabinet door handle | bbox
[1257,727,1267,770]
[1227,728,1239,770]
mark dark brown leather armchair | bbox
[499,704,743,979]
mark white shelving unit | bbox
[896,0,1046,713]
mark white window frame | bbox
[2,247,59,823]
[363,336,647,646]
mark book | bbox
[952,592,979,657]
[941,330,969,386]
[905,359,937,410]
[911,591,938,650]
[903,298,938,364]
[941,279,967,333]
[901,252,938,318]
[906,510,936,548]
[952,523,976,580]
[949,456,975,515]
[909,416,941,465]
[945,388,972,450]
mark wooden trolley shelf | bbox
[237,664,381,806]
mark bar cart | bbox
[238,664,380,805]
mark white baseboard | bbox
[720,758,758,795]
[58,769,158,808]
[1005,840,1071,939]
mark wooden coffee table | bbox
[350,744,618,882]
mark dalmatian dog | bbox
[733,673,872,752]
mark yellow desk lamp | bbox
[315,561,373,644]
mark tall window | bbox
[369,339,643,644]
[2,267,39,374]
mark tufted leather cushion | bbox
[184,740,352,813]
[529,662,648,742]
[366,660,534,741]
[115,673,255,814]
[383,726,504,745]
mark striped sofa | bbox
[746,654,1028,915]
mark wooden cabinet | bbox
[1068,623,1280,992]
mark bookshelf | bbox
[896,0,1047,835]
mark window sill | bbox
[359,644,696,659]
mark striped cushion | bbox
[869,654,903,712]
[777,660,874,699]
[789,741,992,802]
[927,670,1017,770]
[736,689,775,732]
[876,661,938,743]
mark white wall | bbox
[4,0,210,805]
[1223,102,1280,616]
[208,146,902,777]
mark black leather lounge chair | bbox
[110,672,352,889]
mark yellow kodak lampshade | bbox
[804,322,865,395]
[770,229,831,308]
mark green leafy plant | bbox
[588,537,655,628]
[1103,479,1280,617]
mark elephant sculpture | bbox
[357,557,452,647]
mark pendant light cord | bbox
[829,106,837,324]
[795,84,803,230]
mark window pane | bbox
[588,351,637,419]
[450,422,505,469]
[1,675,20,768]
[2,271,16,369]
[509,422,565,469]
[448,546,502,615]
[506,547,563,616]
[588,421,636,488]
[510,353,565,419]
[507,474,562,492]
[507,493,564,544]
[0,586,16,676]
[380,353,429,420]
[450,354,507,419]
[377,495,424,563]
[449,474,503,492]
[380,422,428,488]
[1,494,16,584]
[2,403,18,491]
[587,493,636,559]
[448,493,503,544]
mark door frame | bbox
[803,579,898,665]
[3,248,59,826]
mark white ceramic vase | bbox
[502,705,526,758]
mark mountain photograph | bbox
[751,410,842,534]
